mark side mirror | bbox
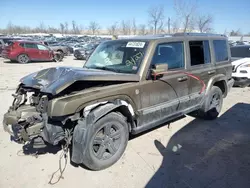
[151,64,168,80]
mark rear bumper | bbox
[233,77,250,87]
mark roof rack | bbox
[173,32,226,37]
[132,34,172,39]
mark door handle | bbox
[208,70,215,75]
[177,76,188,82]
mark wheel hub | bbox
[92,124,121,160]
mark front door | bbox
[138,41,189,127]
[24,43,40,60]
[37,44,51,60]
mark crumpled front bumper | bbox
[3,105,45,142]
[3,105,65,147]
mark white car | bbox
[231,45,250,87]
[232,58,250,87]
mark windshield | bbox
[84,40,147,74]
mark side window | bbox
[231,47,250,58]
[213,40,229,62]
[37,44,48,51]
[189,40,211,66]
[24,43,37,49]
[19,43,24,47]
[151,42,185,70]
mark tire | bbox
[57,50,64,58]
[53,52,64,62]
[197,86,223,120]
[81,112,129,170]
[17,54,29,64]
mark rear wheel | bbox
[17,54,29,64]
[197,86,223,120]
[81,112,129,170]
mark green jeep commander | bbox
[3,33,234,170]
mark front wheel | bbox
[197,86,223,120]
[81,112,129,170]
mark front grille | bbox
[240,70,248,74]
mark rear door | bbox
[37,44,51,60]
[187,40,215,106]
[138,41,189,127]
[24,43,40,60]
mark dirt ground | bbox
[0,56,250,188]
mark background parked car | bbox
[42,41,71,56]
[231,45,250,87]
[74,43,99,60]
[0,39,4,56]
[1,40,63,63]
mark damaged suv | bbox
[3,33,234,170]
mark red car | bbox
[1,40,62,63]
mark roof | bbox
[12,40,42,44]
[117,33,227,41]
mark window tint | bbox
[152,42,184,70]
[231,47,250,58]
[37,44,48,50]
[24,43,37,49]
[189,40,211,66]
[213,40,229,62]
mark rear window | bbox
[231,47,250,58]
[7,41,14,46]
[213,40,229,62]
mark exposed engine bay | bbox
[3,85,68,149]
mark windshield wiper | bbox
[91,66,120,73]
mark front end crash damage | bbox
[3,83,135,161]
[3,66,137,163]
[3,86,68,149]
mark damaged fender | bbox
[71,100,134,164]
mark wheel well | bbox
[57,49,63,53]
[214,80,226,96]
[113,106,136,133]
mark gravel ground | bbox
[0,56,250,188]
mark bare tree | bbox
[6,21,14,34]
[132,18,137,35]
[229,29,242,36]
[138,24,147,35]
[88,21,100,35]
[197,14,213,32]
[64,22,69,34]
[47,26,60,33]
[174,0,197,33]
[72,20,77,34]
[167,17,171,34]
[171,19,180,33]
[60,23,65,34]
[121,20,131,35]
[107,22,118,35]
[37,22,47,33]
[148,5,165,34]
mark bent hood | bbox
[20,66,140,95]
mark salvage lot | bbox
[0,56,250,188]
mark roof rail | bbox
[173,32,226,37]
[132,34,172,38]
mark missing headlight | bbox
[36,95,49,113]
